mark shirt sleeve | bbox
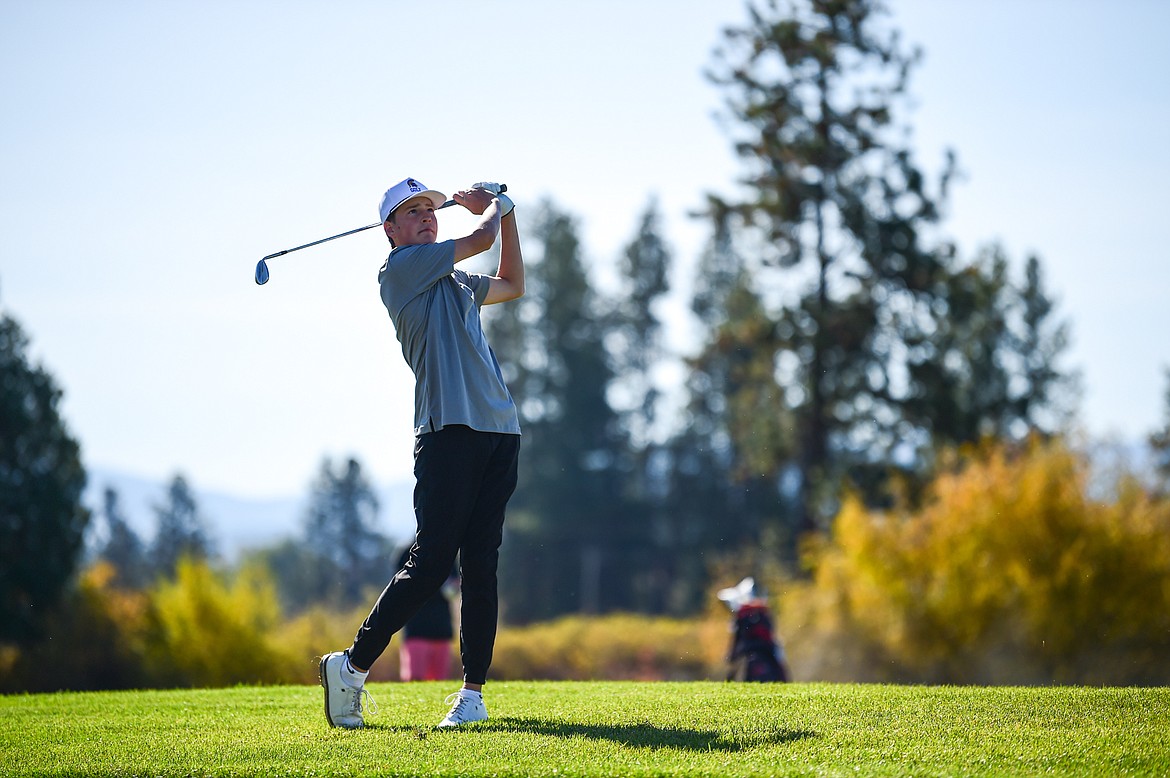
[464,272,491,308]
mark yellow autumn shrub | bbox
[0,562,152,692]
[490,613,724,680]
[781,438,1170,684]
[146,557,302,687]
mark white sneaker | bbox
[319,651,376,729]
[437,689,488,728]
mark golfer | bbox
[320,177,523,729]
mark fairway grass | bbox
[1,681,1166,776]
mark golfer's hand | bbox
[473,182,514,216]
[453,187,496,215]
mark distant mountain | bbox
[83,467,417,561]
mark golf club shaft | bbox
[261,199,457,261]
[255,184,506,285]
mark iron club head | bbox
[254,259,270,285]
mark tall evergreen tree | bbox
[606,200,678,610]
[903,243,1076,463]
[150,474,214,578]
[666,280,798,600]
[610,198,672,451]
[705,0,956,534]
[646,209,793,608]
[302,456,388,606]
[96,486,147,588]
[488,199,638,620]
[903,244,1012,455]
[0,305,90,642]
[1147,368,1170,498]
[1014,254,1077,436]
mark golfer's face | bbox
[388,196,438,246]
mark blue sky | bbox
[2,0,1168,500]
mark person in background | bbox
[717,576,792,683]
[397,543,458,682]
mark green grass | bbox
[1,682,1166,776]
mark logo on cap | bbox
[407,179,423,193]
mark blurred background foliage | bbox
[3,437,1168,691]
[3,0,1169,691]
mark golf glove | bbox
[473,181,514,216]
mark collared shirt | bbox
[378,240,521,436]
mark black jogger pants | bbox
[348,425,519,685]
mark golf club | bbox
[255,184,507,285]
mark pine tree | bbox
[96,486,148,588]
[1148,369,1170,498]
[610,198,672,450]
[151,474,215,578]
[0,306,90,641]
[1013,254,1077,436]
[488,199,637,620]
[705,0,955,533]
[904,244,1076,459]
[302,456,387,605]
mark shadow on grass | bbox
[375,717,816,752]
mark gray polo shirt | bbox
[378,240,520,437]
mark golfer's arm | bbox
[453,201,502,263]
[483,211,524,305]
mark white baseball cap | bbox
[378,177,447,223]
[717,576,764,611]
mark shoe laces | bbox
[351,686,378,718]
[444,691,472,717]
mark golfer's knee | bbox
[401,548,457,588]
